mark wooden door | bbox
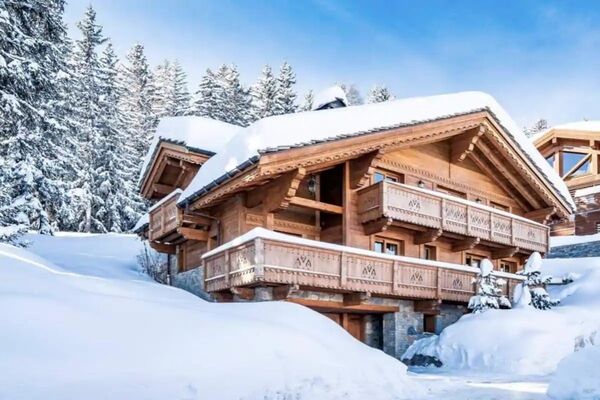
[344,314,364,342]
[322,312,342,325]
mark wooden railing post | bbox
[466,205,471,235]
[436,268,442,299]
[224,249,231,286]
[254,238,265,281]
[340,252,348,288]
[511,219,516,246]
[441,198,446,229]
[393,260,400,294]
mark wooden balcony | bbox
[149,190,211,243]
[357,181,549,253]
[203,232,523,303]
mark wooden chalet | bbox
[534,121,600,235]
[136,92,574,358]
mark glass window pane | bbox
[386,243,398,255]
[545,154,555,166]
[571,159,591,176]
[386,176,398,183]
[374,241,384,253]
[562,152,586,174]
[374,172,384,183]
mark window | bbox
[373,170,401,184]
[465,253,483,268]
[437,185,466,199]
[373,237,403,256]
[545,153,555,167]
[499,260,516,274]
[562,152,591,177]
[490,201,509,212]
[424,245,437,261]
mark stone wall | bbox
[382,300,424,359]
[548,241,600,258]
[434,303,467,334]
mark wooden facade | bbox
[534,126,600,235]
[138,109,571,344]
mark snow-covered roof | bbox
[312,85,348,110]
[531,120,600,142]
[132,213,149,233]
[178,91,575,211]
[202,227,524,280]
[148,188,183,213]
[139,116,240,183]
[574,185,600,198]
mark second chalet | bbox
[135,90,575,358]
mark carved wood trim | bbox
[414,228,443,245]
[349,150,385,189]
[451,125,485,163]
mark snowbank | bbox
[312,85,348,110]
[0,233,417,400]
[403,257,600,375]
[547,332,600,400]
[178,91,575,211]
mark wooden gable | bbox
[188,111,571,220]
[140,141,212,200]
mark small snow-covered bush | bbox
[516,252,559,310]
[468,259,511,313]
[137,241,168,283]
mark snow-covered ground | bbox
[0,233,417,400]
[550,232,600,247]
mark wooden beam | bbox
[181,213,212,227]
[491,246,520,260]
[213,291,234,302]
[152,183,174,196]
[363,217,393,235]
[451,125,485,163]
[285,298,399,313]
[469,150,531,212]
[230,287,255,300]
[524,207,557,224]
[148,241,176,254]
[246,168,306,211]
[414,228,443,245]
[476,140,543,209]
[451,237,480,252]
[289,196,344,214]
[349,150,384,189]
[414,299,441,315]
[177,227,209,241]
[272,284,300,300]
[343,292,371,306]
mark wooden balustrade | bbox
[149,194,181,241]
[204,236,524,303]
[357,181,549,253]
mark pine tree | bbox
[523,119,548,138]
[153,59,191,118]
[191,68,221,120]
[68,5,107,232]
[276,61,297,114]
[367,85,393,103]
[339,83,363,106]
[468,259,511,313]
[516,252,559,310]
[218,64,252,126]
[300,90,314,112]
[171,60,191,116]
[119,43,155,165]
[0,0,74,240]
[251,64,281,120]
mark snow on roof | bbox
[202,227,524,280]
[574,185,600,198]
[139,116,240,183]
[312,85,348,110]
[531,120,600,142]
[131,212,149,233]
[148,188,182,213]
[178,91,575,211]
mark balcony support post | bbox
[414,228,443,245]
[340,252,348,288]
[451,237,480,252]
[254,238,265,281]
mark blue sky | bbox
[64,0,600,127]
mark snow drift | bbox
[403,257,600,376]
[0,233,417,400]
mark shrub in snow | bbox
[468,259,511,313]
[517,252,560,310]
[137,242,168,283]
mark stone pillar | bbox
[363,314,383,350]
[383,301,424,359]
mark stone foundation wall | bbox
[382,300,424,358]
[434,303,467,334]
[548,241,600,258]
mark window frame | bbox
[373,237,404,256]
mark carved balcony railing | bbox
[203,233,523,303]
[357,181,549,253]
[149,191,182,241]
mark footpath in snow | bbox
[0,233,418,400]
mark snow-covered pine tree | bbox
[468,259,512,313]
[300,90,314,112]
[68,5,107,232]
[367,85,393,103]
[191,68,221,120]
[153,59,191,119]
[276,61,297,114]
[516,252,559,310]
[218,64,252,126]
[0,0,74,239]
[523,119,548,138]
[339,83,363,106]
[171,60,191,116]
[119,43,156,165]
[251,64,282,120]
